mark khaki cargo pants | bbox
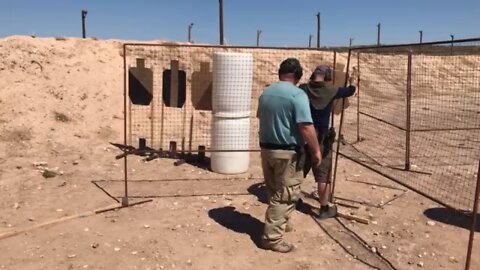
[261,149,303,244]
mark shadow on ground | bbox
[424,207,480,232]
[247,183,268,204]
[109,142,211,170]
[208,206,264,248]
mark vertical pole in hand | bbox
[331,51,337,127]
[122,44,129,206]
[316,12,321,48]
[328,51,337,202]
[330,51,337,127]
[405,52,412,171]
[331,49,352,199]
[219,0,224,45]
[81,10,88,39]
[465,160,480,270]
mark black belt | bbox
[260,143,298,151]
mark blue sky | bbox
[1,0,478,47]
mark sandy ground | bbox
[0,36,479,270]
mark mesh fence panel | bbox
[340,39,480,211]
[124,44,338,153]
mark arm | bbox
[299,123,322,167]
[334,85,356,99]
[293,92,322,167]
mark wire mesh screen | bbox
[124,44,337,153]
[340,39,480,211]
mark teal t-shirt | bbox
[258,81,313,146]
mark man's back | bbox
[258,81,312,146]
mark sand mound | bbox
[0,36,125,163]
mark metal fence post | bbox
[328,50,337,202]
[316,12,320,48]
[256,30,262,47]
[81,10,87,39]
[122,44,129,206]
[465,160,480,270]
[331,49,352,199]
[330,51,337,128]
[188,23,194,43]
[405,52,412,171]
[356,51,361,142]
[219,0,224,45]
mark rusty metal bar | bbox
[122,44,129,207]
[330,51,337,129]
[405,52,412,171]
[150,61,155,148]
[121,37,479,52]
[356,51,361,142]
[345,178,407,191]
[95,199,153,214]
[115,193,252,199]
[327,50,337,202]
[93,177,264,183]
[378,190,408,207]
[333,196,380,208]
[413,127,480,132]
[359,111,406,131]
[92,181,120,203]
[331,48,352,199]
[123,43,335,51]
[465,160,480,270]
[346,37,480,51]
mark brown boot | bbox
[285,219,294,232]
[261,240,295,253]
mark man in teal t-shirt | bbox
[258,81,313,146]
[257,58,322,253]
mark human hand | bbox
[312,151,322,168]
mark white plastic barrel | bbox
[212,52,253,116]
[211,115,250,174]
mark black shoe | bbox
[295,199,315,215]
[315,205,337,220]
[295,198,304,210]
